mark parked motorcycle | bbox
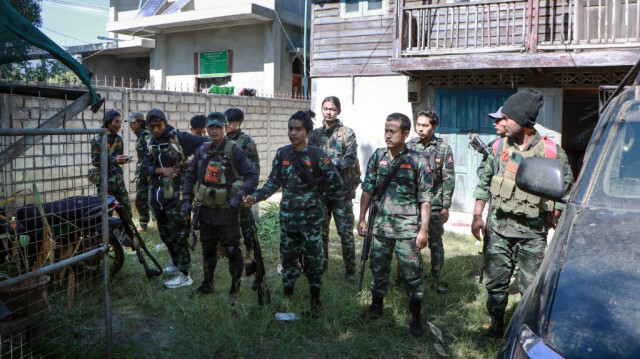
[5,195,162,278]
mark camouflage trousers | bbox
[98,174,131,213]
[134,175,150,227]
[485,229,546,317]
[322,199,356,272]
[239,206,257,251]
[200,224,243,287]
[370,235,424,301]
[280,226,324,291]
[156,205,191,272]
[426,211,445,278]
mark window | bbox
[341,0,387,18]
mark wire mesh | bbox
[0,129,111,358]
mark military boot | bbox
[431,277,449,295]
[362,295,384,321]
[306,287,323,319]
[475,314,504,347]
[408,300,424,337]
[190,281,213,297]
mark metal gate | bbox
[0,128,112,358]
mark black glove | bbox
[181,201,192,217]
[228,197,241,209]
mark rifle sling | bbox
[374,153,405,203]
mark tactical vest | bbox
[194,141,243,209]
[147,130,186,168]
[147,130,186,200]
[490,137,557,218]
[373,148,422,196]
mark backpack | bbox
[338,126,362,188]
[492,136,557,159]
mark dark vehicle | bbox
[3,195,162,278]
[499,66,640,358]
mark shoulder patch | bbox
[400,163,412,169]
[379,160,388,166]
[283,160,290,166]
[322,156,330,165]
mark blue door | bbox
[435,88,516,212]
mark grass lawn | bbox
[67,203,522,358]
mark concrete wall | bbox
[149,23,297,94]
[311,75,413,171]
[1,85,310,203]
[83,56,150,86]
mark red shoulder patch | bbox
[400,163,412,169]
[323,157,330,165]
[283,160,290,166]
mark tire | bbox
[108,235,125,277]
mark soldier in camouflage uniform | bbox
[243,111,342,315]
[308,96,359,278]
[142,109,207,289]
[406,109,455,294]
[90,110,131,213]
[224,108,261,260]
[358,113,433,337]
[128,111,152,232]
[471,90,573,344]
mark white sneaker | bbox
[164,264,179,275]
[164,272,193,289]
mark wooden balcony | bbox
[391,0,640,71]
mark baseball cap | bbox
[146,109,166,122]
[488,107,503,120]
[127,111,144,123]
[206,112,227,127]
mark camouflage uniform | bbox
[407,136,455,280]
[141,127,194,273]
[474,132,573,317]
[308,121,359,274]
[133,128,152,228]
[362,147,432,301]
[253,145,342,293]
[226,130,260,253]
[90,132,131,212]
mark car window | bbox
[590,121,640,207]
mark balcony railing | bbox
[395,0,640,57]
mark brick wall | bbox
[1,85,310,201]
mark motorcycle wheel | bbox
[108,235,125,277]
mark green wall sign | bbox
[198,51,229,77]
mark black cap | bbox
[146,108,166,123]
[103,110,121,128]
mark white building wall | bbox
[311,75,412,170]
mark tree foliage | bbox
[6,0,42,27]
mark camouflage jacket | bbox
[362,146,433,239]
[308,120,359,199]
[473,132,573,238]
[254,145,343,231]
[226,130,260,176]
[134,129,152,176]
[407,136,455,210]
[90,132,124,177]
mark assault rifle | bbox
[114,206,163,278]
[470,135,490,161]
[190,201,200,250]
[248,218,271,306]
[358,201,378,292]
[469,135,492,283]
